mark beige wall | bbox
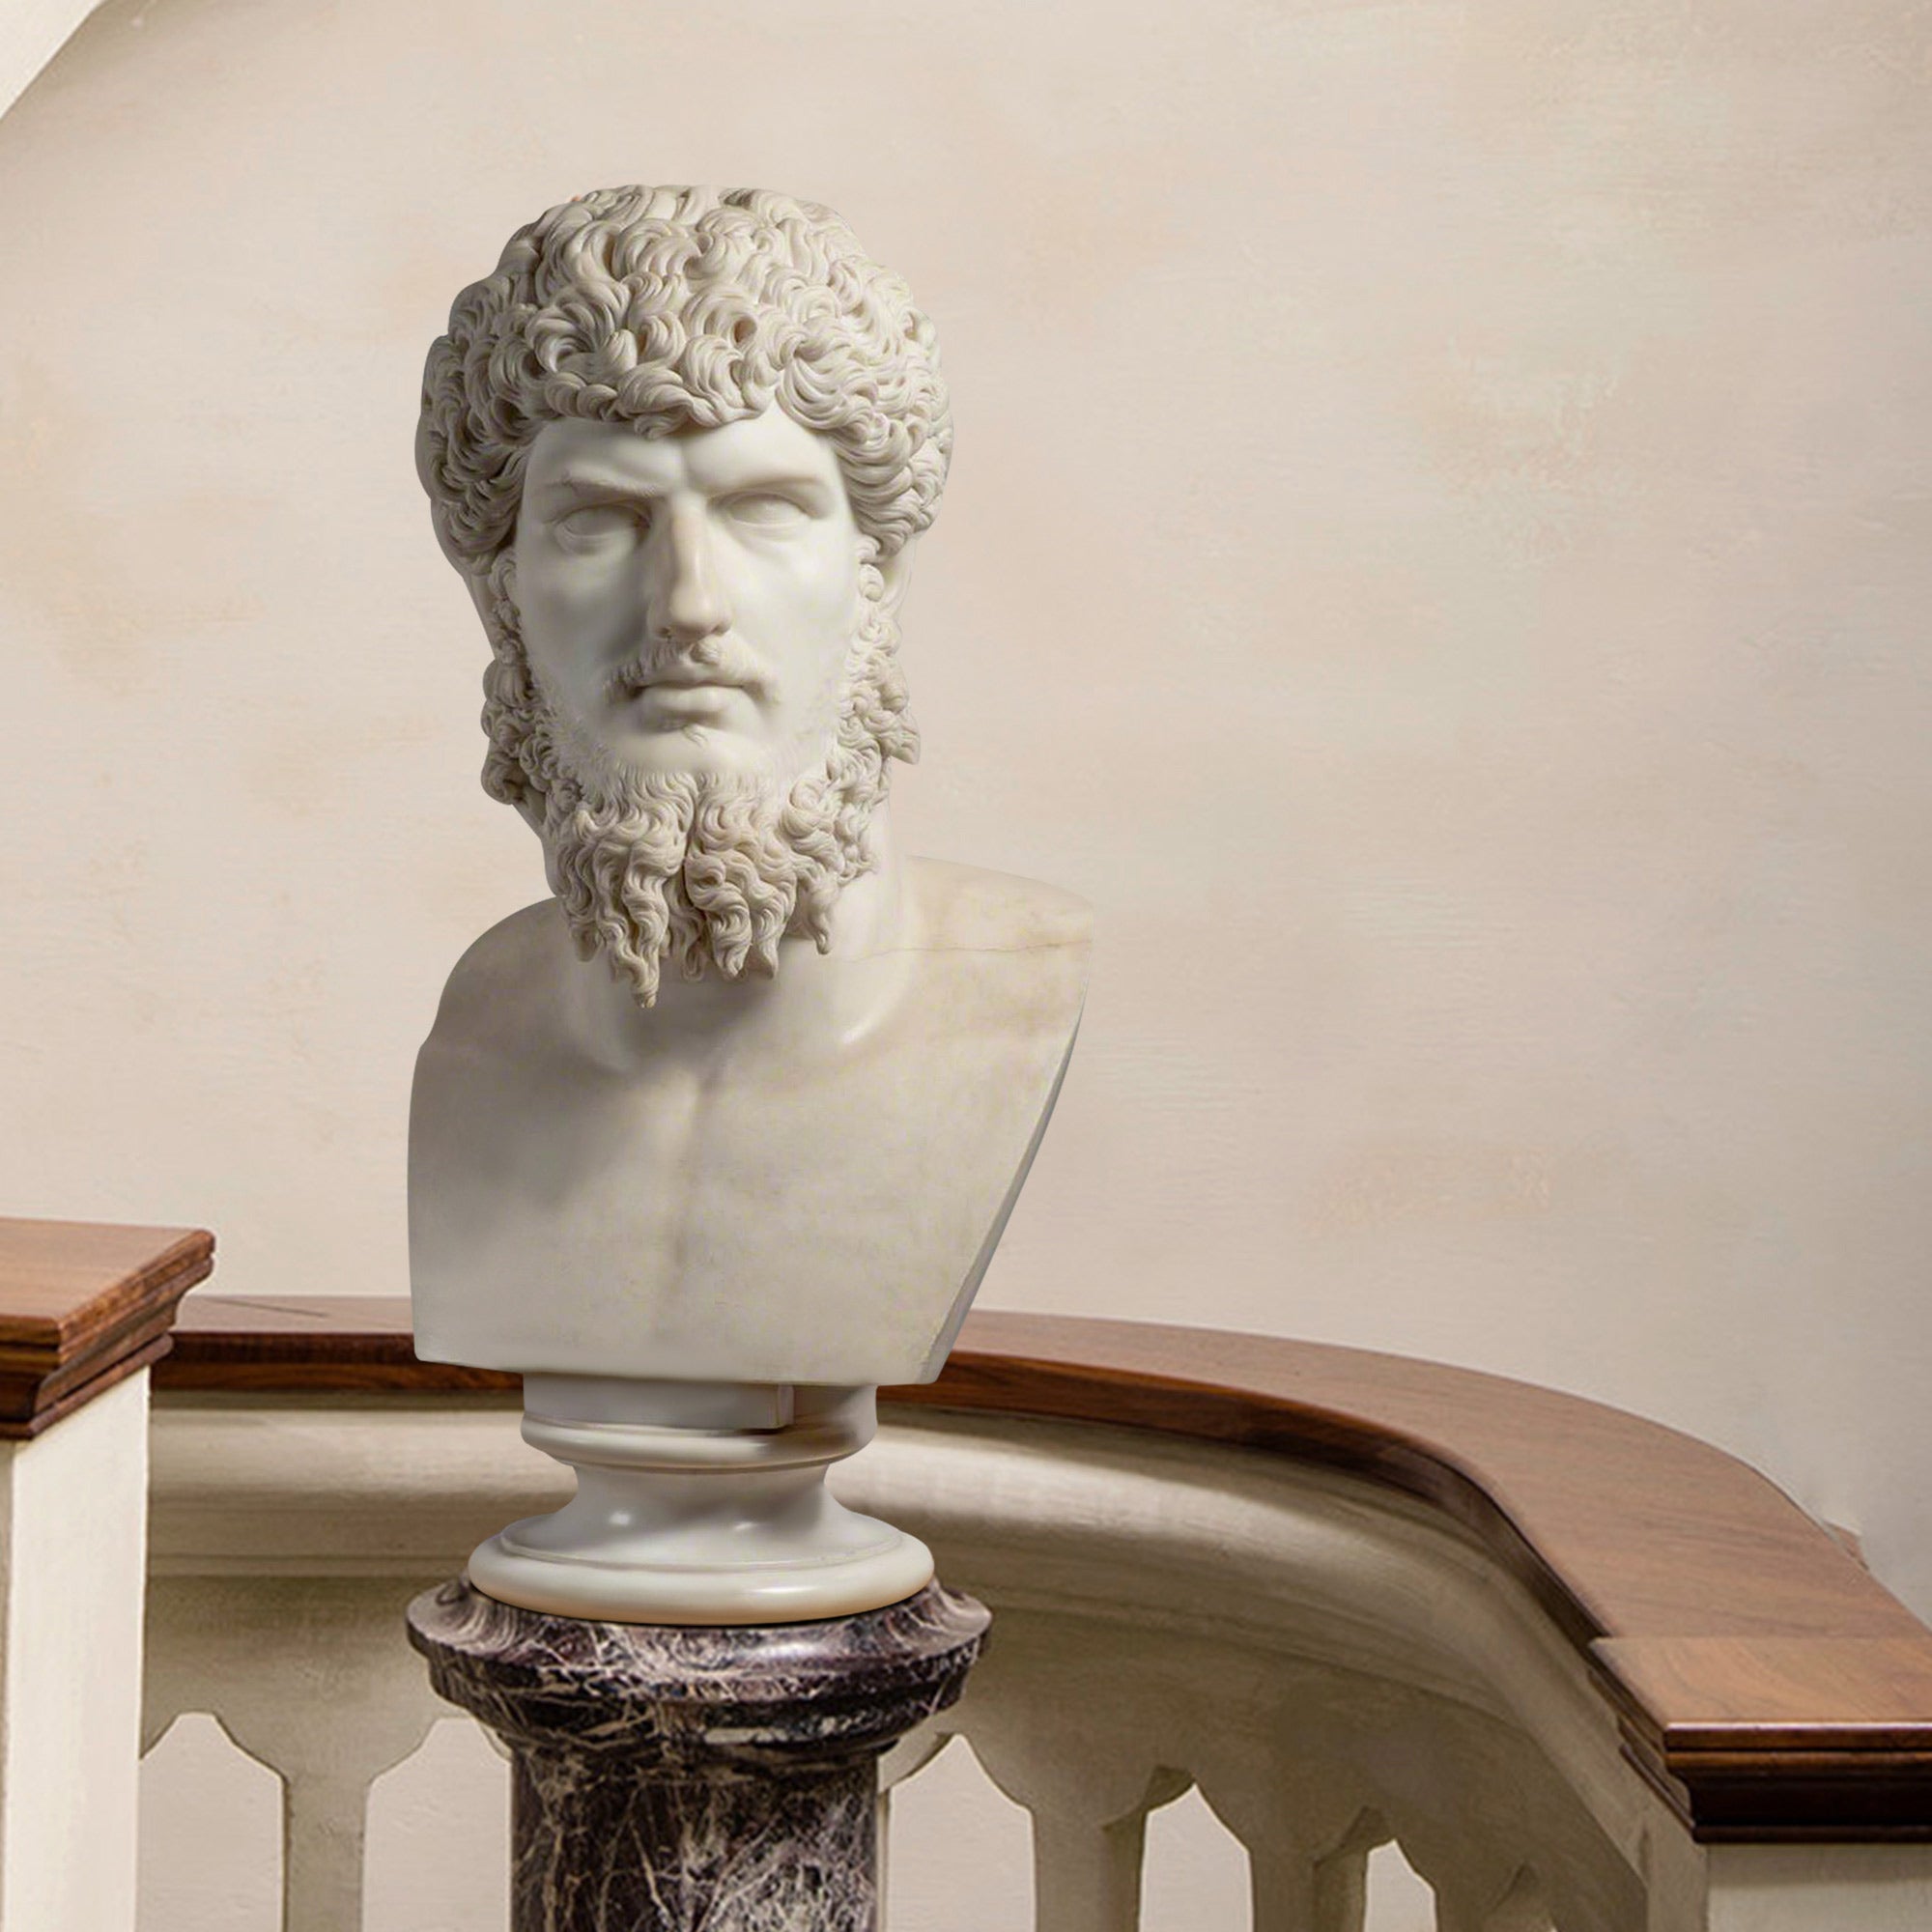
[3,0,1929,1618]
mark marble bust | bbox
[408,187,1091,1620]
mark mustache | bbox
[602,636,773,703]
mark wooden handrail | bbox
[160,1293,1932,1841]
[0,1217,215,1435]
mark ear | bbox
[874,537,919,617]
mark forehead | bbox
[524,408,846,498]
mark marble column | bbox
[407,1577,989,1932]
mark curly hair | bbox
[416,185,952,573]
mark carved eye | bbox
[555,504,644,546]
[725,493,809,528]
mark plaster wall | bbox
[2,0,1929,1635]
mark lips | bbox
[605,650,763,705]
[637,670,744,693]
[609,664,743,697]
[628,681,744,724]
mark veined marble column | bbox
[407,1577,988,1932]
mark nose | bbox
[651,501,729,644]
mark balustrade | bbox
[1,1223,1927,1929]
[129,1289,1932,1930]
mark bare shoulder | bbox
[906,857,1094,954]
[428,898,568,1040]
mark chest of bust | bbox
[410,927,1086,1386]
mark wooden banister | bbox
[0,1215,214,1931]
[160,1293,1932,1841]
[0,1217,214,1435]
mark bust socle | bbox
[408,187,1091,1621]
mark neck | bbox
[557,803,912,1066]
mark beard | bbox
[474,555,919,1008]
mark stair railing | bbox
[6,1218,1931,1929]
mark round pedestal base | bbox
[467,1376,935,1625]
[469,1520,936,1624]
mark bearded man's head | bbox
[415,186,952,1005]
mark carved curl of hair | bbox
[415,185,952,572]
